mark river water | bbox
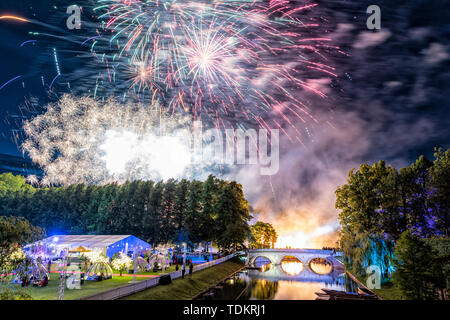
[196,257,360,300]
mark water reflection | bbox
[240,269,358,300]
[196,265,359,300]
[250,280,342,300]
[280,256,304,275]
[309,258,332,275]
[248,279,279,300]
[254,256,271,268]
[260,263,272,272]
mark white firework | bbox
[22,95,199,185]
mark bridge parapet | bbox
[249,248,335,255]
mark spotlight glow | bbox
[100,130,192,181]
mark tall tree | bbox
[0,173,35,197]
[250,221,278,249]
[392,231,438,300]
[429,148,450,236]
[96,183,119,234]
[199,175,219,245]
[146,181,164,246]
[336,150,450,297]
[184,180,203,244]
[160,179,178,244]
[174,179,190,237]
[0,216,45,280]
[336,161,401,277]
[215,181,252,250]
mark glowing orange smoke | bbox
[273,215,340,249]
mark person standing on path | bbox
[47,259,52,274]
[188,262,193,280]
[181,263,186,279]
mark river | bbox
[196,256,360,300]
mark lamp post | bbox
[57,248,69,300]
[133,250,137,283]
[129,249,137,284]
[182,242,187,270]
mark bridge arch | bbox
[247,249,342,272]
[307,257,333,275]
[250,255,272,267]
[280,255,304,275]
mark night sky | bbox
[0,0,449,164]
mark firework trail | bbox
[0,75,22,91]
[0,15,30,23]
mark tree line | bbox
[335,148,450,299]
[0,174,252,250]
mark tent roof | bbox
[28,235,134,248]
[69,246,91,252]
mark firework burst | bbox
[22,95,199,185]
[11,0,340,174]
[126,45,162,93]
[87,0,337,140]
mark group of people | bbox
[20,274,49,287]
[170,248,233,280]
[322,247,338,254]
[174,260,194,279]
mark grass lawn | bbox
[122,258,244,300]
[18,275,146,300]
[355,273,406,300]
[373,281,406,300]
[1,265,178,300]
[111,265,177,276]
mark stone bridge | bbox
[247,249,343,271]
[246,264,345,283]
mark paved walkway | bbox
[49,270,158,278]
